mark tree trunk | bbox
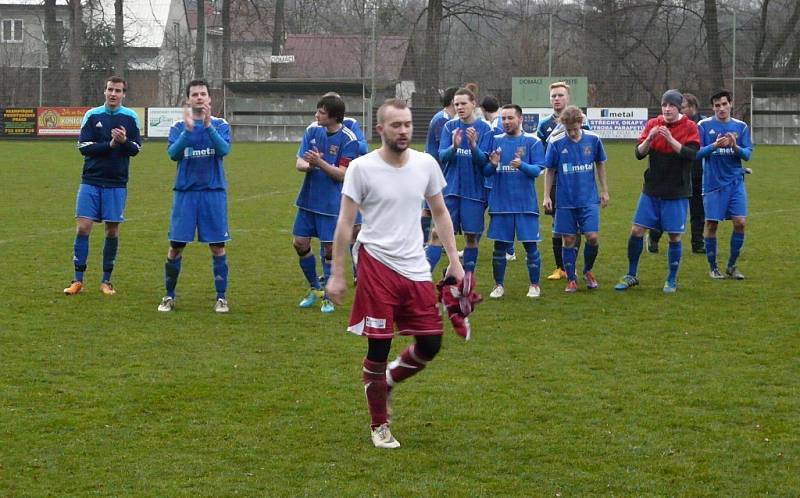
[114,0,125,75]
[703,0,724,90]
[270,0,285,79]
[222,0,231,81]
[68,0,82,105]
[418,0,442,106]
[44,0,61,69]
[194,0,205,78]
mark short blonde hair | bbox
[550,81,570,94]
[560,106,583,125]
[377,98,410,124]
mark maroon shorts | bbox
[347,246,442,339]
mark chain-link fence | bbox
[1,0,798,141]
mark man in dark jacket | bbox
[615,89,700,293]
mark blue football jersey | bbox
[425,110,451,165]
[295,124,359,216]
[168,117,231,191]
[438,118,494,201]
[697,117,753,193]
[537,112,591,143]
[485,133,545,214]
[545,131,607,208]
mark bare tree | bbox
[68,0,82,105]
[704,0,725,89]
[114,0,124,74]
[195,0,206,78]
[270,0,285,79]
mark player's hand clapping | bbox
[509,150,522,169]
[201,102,212,128]
[182,104,194,131]
[110,127,126,147]
[303,146,322,168]
[466,127,478,149]
[488,149,500,168]
[452,128,462,149]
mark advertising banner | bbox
[587,108,648,139]
[2,107,37,136]
[147,108,183,138]
[37,107,90,136]
[512,77,588,108]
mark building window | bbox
[2,19,24,43]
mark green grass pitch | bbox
[0,139,798,496]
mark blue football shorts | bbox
[292,208,337,242]
[75,183,127,223]
[704,179,747,221]
[632,193,688,234]
[554,205,599,236]
[444,195,486,235]
[169,190,230,243]
[487,213,541,242]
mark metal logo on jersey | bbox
[328,144,338,156]
[583,145,592,157]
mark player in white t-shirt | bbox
[326,99,464,450]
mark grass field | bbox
[1,139,798,497]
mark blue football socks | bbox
[492,242,511,285]
[562,246,578,281]
[73,233,89,282]
[164,257,182,298]
[728,232,745,268]
[463,247,478,273]
[299,253,321,289]
[102,236,118,282]
[523,242,540,285]
[627,235,644,276]
[667,240,682,283]
[704,236,718,270]
[425,244,442,271]
[212,254,228,299]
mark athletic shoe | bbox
[662,280,677,293]
[583,271,598,290]
[457,250,464,259]
[526,284,541,298]
[299,288,323,308]
[564,280,577,293]
[370,423,400,449]
[547,268,566,280]
[320,298,335,313]
[157,296,175,312]
[646,232,659,253]
[63,280,83,295]
[744,167,753,175]
[726,266,745,280]
[99,281,116,295]
[709,268,725,279]
[505,252,517,262]
[214,298,229,313]
[614,275,639,291]
[489,284,505,299]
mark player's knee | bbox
[293,238,310,255]
[585,233,599,245]
[415,335,441,360]
[170,241,187,250]
[209,242,225,255]
[76,219,92,236]
[562,235,576,247]
[732,218,746,231]
[630,225,646,237]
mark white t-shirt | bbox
[342,149,446,281]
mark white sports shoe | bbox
[505,252,517,262]
[526,284,541,298]
[371,423,400,449]
[489,284,505,299]
[214,298,230,313]
[157,296,175,312]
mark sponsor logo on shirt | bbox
[365,316,387,329]
[561,162,594,174]
[456,147,473,157]
[184,147,216,158]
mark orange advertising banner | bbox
[37,107,90,136]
